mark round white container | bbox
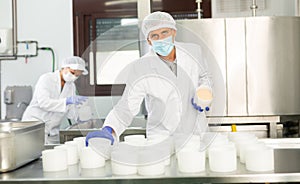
[137,144,167,176]
[111,161,137,175]
[202,133,229,158]
[209,143,237,172]
[42,149,68,172]
[124,134,146,146]
[139,143,168,176]
[88,138,112,160]
[73,137,86,158]
[177,150,205,173]
[110,143,138,175]
[138,161,165,176]
[245,146,274,172]
[68,164,79,177]
[184,135,201,150]
[163,156,171,166]
[146,137,172,166]
[235,137,258,157]
[239,142,264,163]
[175,134,201,159]
[80,147,105,169]
[228,132,256,143]
[73,137,86,148]
[195,85,213,107]
[54,144,78,165]
[81,167,106,177]
[65,141,81,160]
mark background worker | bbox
[22,56,89,144]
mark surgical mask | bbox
[151,35,174,56]
[63,71,78,82]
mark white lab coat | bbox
[104,41,212,139]
[22,70,79,144]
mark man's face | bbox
[148,28,176,45]
[63,67,83,77]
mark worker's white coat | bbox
[104,41,212,138]
[22,70,78,144]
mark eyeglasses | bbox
[149,29,172,41]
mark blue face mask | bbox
[151,36,174,56]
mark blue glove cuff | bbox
[103,126,113,134]
[191,97,210,112]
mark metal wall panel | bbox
[225,18,248,116]
[174,17,300,117]
[246,17,300,115]
[176,19,227,116]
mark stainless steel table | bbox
[0,147,300,184]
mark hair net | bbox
[142,11,177,38]
[61,56,88,75]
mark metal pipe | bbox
[196,0,202,19]
[297,0,300,16]
[16,41,38,58]
[0,0,17,118]
[250,0,258,17]
[137,0,151,56]
[12,0,17,55]
[0,0,18,60]
[137,0,151,24]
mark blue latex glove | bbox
[85,126,114,146]
[191,98,210,112]
[66,95,88,105]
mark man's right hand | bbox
[85,126,114,146]
[192,86,213,112]
[66,95,88,105]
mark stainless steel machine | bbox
[176,16,300,116]
[175,16,300,137]
[4,86,32,121]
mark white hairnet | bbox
[142,11,177,38]
[61,56,88,75]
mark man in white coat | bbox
[86,11,213,145]
[22,56,89,144]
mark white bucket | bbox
[88,138,112,160]
[111,161,137,175]
[54,144,78,165]
[124,134,146,146]
[146,136,173,166]
[42,149,67,172]
[209,143,237,172]
[235,137,258,158]
[245,146,274,172]
[73,137,86,158]
[80,147,105,169]
[138,162,165,176]
[202,133,229,158]
[111,143,138,175]
[177,150,205,173]
[228,132,256,143]
[239,141,264,163]
[65,141,81,160]
[137,146,166,176]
